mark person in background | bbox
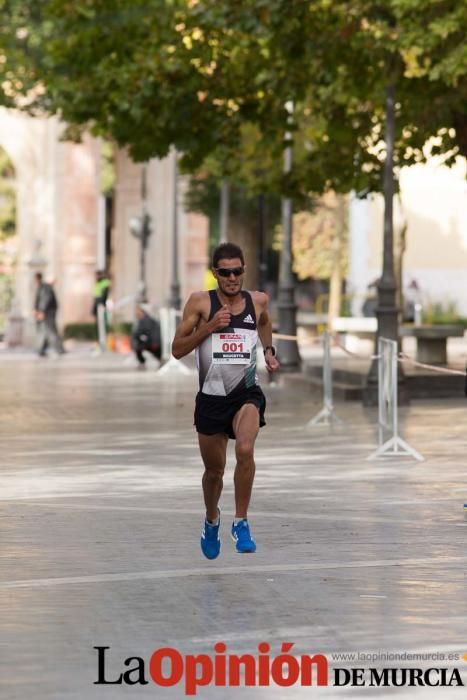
[34,272,65,357]
[204,266,218,291]
[132,304,161,369]
[92,270,111,350]
[404,279,422,323]
[92,270,110,323]
[362,278,379,317]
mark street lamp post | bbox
[129,164,152,303]
[219,180,230,244]
[169,149,181,310]
[364,83,407,405]
[277,101,301,372]
[257,192,267,291]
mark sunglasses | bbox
[215,267,245,278]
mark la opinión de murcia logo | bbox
[94,645,464,695]
[94,644,327,694]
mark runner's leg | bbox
[198,433,228,522]
[231,404,260,519]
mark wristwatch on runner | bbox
[263,345,276,357]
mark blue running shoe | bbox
[231,519,256,553]
[200,510,221,560]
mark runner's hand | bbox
[210,305,231,331]
[265,351,280,373]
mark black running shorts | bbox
[194,386,266,439]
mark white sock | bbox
[234,517,246,525]
[207,514,219,526]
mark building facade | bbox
[0,109,209,343]
[0,108,101,343]
[348,157,467,317]
[111,149,208,321]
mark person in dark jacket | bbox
[132,305,161,368]
[34,272,65,356]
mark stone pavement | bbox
[0,349,466,699]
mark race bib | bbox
[212,332,251,364]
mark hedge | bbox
[64,322,133,340]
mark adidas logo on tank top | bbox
[243,314,254,324]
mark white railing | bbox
[368,337,423,461]
[156,307,194,377]
[307,332,342,427]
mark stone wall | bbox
[0,108,100,343]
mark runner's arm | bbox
[171,294,209,359]
[256,293,273,349]
[256,293,280,372]
[172,294,231,359]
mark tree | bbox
[290,192,348,320]
[2,0,466,373]
[184,120,314,289]
[303,0,466,399]
[2,1,464,188]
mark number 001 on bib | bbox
[212,333,251,364]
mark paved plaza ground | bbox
[0,348,465,699]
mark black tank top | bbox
[196,291,259,396]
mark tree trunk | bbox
[328,194,346,327]
[228,213,258,290]
[377,82,398,343]
[394,194,407,319]
[219,181,230,244]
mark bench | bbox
[300,316,463,365]
[296,311,329,328]
[400,324,465,365]
[331,316,377,340]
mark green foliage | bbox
[290,192,348,280]
[0,188,15,238]
[64,321,133,340]
[112,321,133,336]
[63,322,97,340]
[1,0,465,199]
[422,300,461,325]
[185,172,283,230]
[0,147,14,178]
[0,146,16,239]
[0,273,14,329]
[101,140,115,195]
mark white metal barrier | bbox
[307,332,342,427]
[159,307,178,361]
[97,304,107,352]
[156,307,194,377]
[368,337,423,461]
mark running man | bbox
[172,243,279,559]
